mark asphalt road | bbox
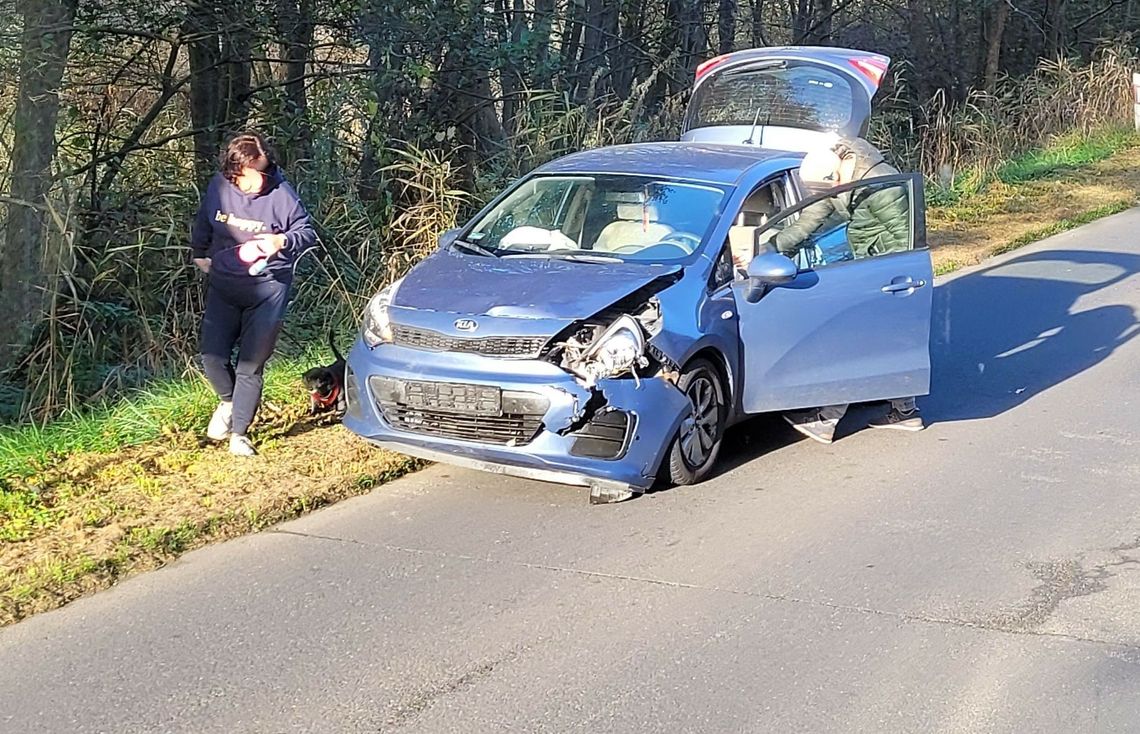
[3,211,1140,733]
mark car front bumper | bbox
[342,339,692,495]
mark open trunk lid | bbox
[681,46,890,152]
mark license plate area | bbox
[399,380,502,416]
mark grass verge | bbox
[1,350,422,626]
[929,129,1140,273]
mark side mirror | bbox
[437,227,461,250]
[744,252,797,303]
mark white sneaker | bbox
[229,434,258,456]
[206,401,233,441]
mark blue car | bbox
[344,47,933,502]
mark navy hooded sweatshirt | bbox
[190,167,316,283]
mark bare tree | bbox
[719,0,737,53]
[983,0,1011,92]
[276,0,316,168]
[1,0,78,363]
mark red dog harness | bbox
[311,383,341,409]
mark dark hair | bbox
[219,132,275,184]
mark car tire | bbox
[666,358,727,486]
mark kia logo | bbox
[454,319,478,332]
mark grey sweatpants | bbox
[818,397,916,424]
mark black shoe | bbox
[868,407,925,432]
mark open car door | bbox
[733,173,932,413]
[682,46,890,153]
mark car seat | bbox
[593,203,674,252]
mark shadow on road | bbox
[924,248,1140,422]
[695,248,1140,483]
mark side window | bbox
[716,177,788,285]
[758,175,920,271]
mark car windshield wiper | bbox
[501,251,623,264]
[451,238,500,258]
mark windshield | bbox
[465,175,727,263]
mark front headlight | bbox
[361,278,403,347]
[571,315,648,386]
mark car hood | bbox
[394,250,682,323]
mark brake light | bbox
[695,54,730,82]
[848,57,889,87]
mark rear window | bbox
[688,65,856,132]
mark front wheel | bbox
[666,358,727,486]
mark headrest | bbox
[615,203,660,222]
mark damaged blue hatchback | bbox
[344,47,934,502]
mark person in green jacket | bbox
[775,136,911,259]
[777,137,925,444]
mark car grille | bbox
[370,377,548,446]
[392,325,547,359]
[378,405,544,445]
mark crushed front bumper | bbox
[342,340,692,496]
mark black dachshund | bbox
[302,331,347,416]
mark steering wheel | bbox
[653,232,702,252]
[612,232,701,255]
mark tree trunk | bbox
[185,0,224,179]
[500,0,528,135]
[907,0,931,108]
[808,0,833,44]
[561,0,585,93]
[613,0,644,97]
[982,0,1010,92]
[579,0,608,99]
[276,0,315,168]
[533,0,557,87]
[1045,0,1069,58]
[718,0,736,54]
[219,19,253,133]
[790,0,812,43]
[751,0,766,46]
[1,0,77,364]
[666,0,708,92]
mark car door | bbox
[681,47,890,153]
[733,173,932,413]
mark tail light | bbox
[848,57,889,87]
[695,54,730,83]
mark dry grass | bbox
[1,421,420,625]
[928,142,1140,273]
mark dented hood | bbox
[394,250,682,322]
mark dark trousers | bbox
[200,275,289,436]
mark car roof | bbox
[532,142,803,187]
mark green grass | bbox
[996,128,1140,185]
[991,200,1134,256]
[934,259,966,277]
[928,127,1139,207]
[0,352,321,482]
[927,167,987,207]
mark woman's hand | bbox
[193,257,212,274]
[252,233,287,256]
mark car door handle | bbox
[881,278,926,294]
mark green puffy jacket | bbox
[775,142,910,259]
[846,170,911,258]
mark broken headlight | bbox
[563,315,649,387]
[361,278,403,347]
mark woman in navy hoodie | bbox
[191,132,315,456]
